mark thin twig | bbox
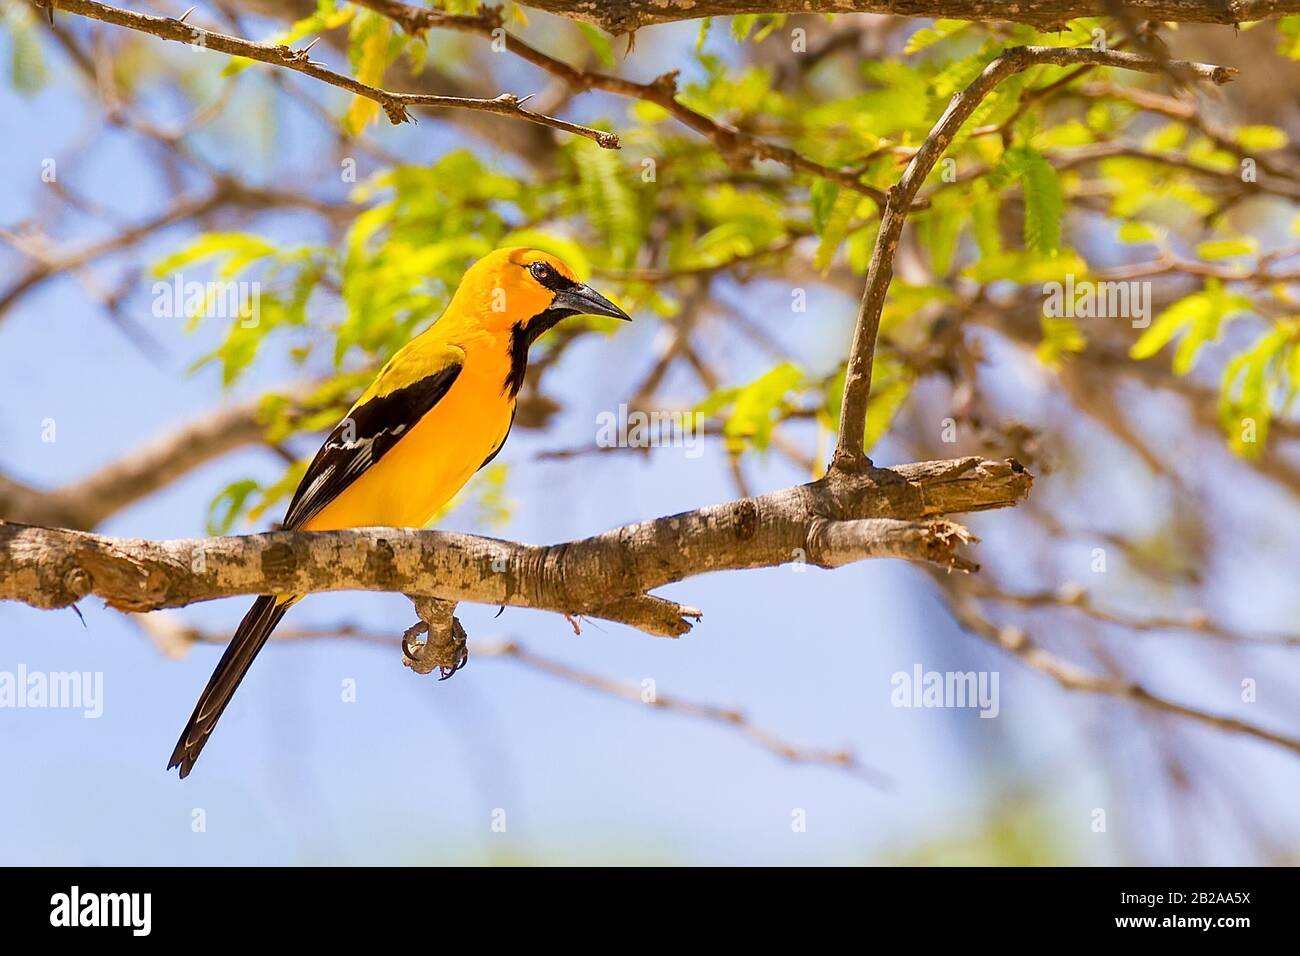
[132,613,889,787]
[941,587,1300,757]
[36,0,619,148]
[352,0,897,204]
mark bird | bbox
[168,247,631,778]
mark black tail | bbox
[168,594,293,778]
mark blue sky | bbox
[2,9,1298,865]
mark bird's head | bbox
[465,247,631,340]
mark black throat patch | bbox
[505,306,570,398]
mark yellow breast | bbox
[301,347,514,531]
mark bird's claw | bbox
[438,618,470,680]
[401,615,468,678]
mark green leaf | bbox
[700,362,806,452]
[813,188,860,272]
[697,18,712,50]
[205,479,262,535]
[1196,237,1257,260]
[1236,125,1288,151]
[576,23,615,68]
[151,233,279,279]
[343,11,401,135]
[970,181,1002,257]
[731,15,760,42]
[1130,280,1255,374]
[222,0,353,76]
[1004,146,1062,256]
[2,4,47,93]
[810,180,840,236]
[918,200,965,276]
[1037,316,1087,367]
[863,356,915,451]
[1116,221,1163,245]
[903,19,969,55]
[1217,321,1300,457]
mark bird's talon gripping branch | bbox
[156,249,630,776]
[439,629,470,682]
[404,597,470,678]
[401,620,429,665]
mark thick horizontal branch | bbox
[38,0,618,148]
[0,456,1031,637]
[522,1,1300,34]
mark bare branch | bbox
[967,581,1300,647]
[132,612,890,786]
[0,386,311,529]
[942,587,1300,757]
[0,456,1031,636]
[352,0,894,204]
[37,0,619,148]
[831,46,1235,473]
[519,1,1300,34]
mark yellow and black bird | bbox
[168,247,630,778]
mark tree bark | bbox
[0,456,1031,637]
[523,1,1299,34]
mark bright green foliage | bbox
[222,0,355,77]
[1,3,47,93]
[1000,146,1063,256]
[205,479,264,536]
[575,23,615,68]
[1219,320,1300,458]
[111,11,1300,525]
[1278,16,1300,58]
[1037,316,1087,368]
[343,10,403,134]
[1131,280,1255,375]
[698,361,806,453]
[904,19,971,55]
[730,14,787,43]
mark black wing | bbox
[282,362,463,530]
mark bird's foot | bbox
[402,597,470,678]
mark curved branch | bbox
[0,456,1032,636]
[354,0,893,204]
[38,0,619,148]
[521,1,1300,34]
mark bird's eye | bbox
[529,261,552,282]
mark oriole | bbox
[168,248,630,778]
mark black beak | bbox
[552,283,632,322]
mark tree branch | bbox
[352,0,894,204]
[0,456,1031,636]
[521,1,1300,34]
[132,612,891,786]
[831,46,1235,473]
[37,0,619,148]
[942,586,1300,757]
